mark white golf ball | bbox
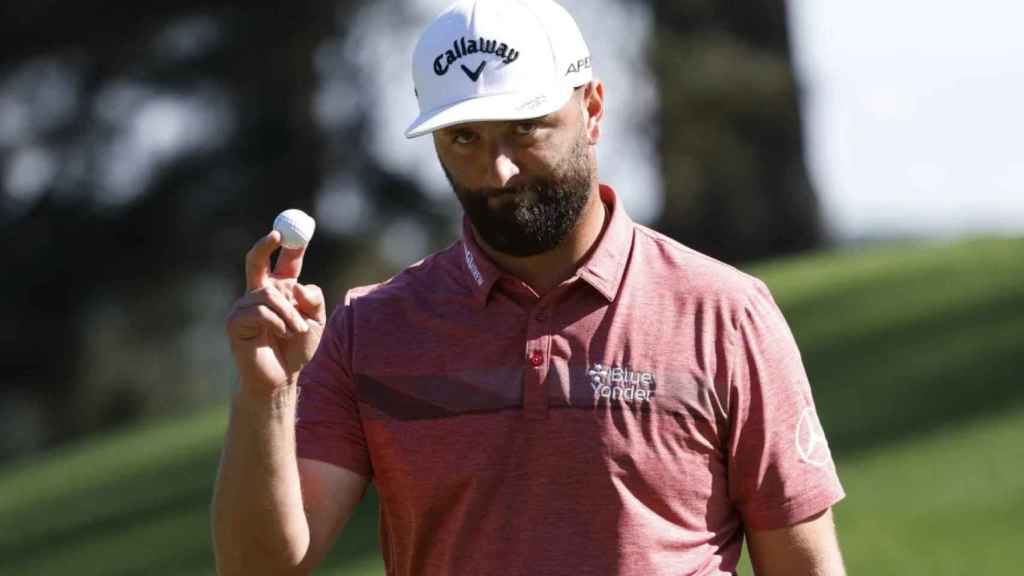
[273,209,316,249]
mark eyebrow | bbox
[441,115,552,135]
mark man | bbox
[212,0,846,574]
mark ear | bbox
[582,80,605,145]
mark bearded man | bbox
[213,1,847,574]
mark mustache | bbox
[456,178,552,200]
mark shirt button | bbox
[535,309,548,322]
[529,350,544,366]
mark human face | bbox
[434,88,596,257]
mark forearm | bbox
[747,509,846,576]
[212,382,310,575]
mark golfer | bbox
[213,0,846,574]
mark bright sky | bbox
[789,0,1024,240]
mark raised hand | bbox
[225,230,326,397]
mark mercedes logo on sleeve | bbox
[795,407,833,468]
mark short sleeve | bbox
[295,299,373,478]
[726,279,844,531]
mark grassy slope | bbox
[739,236,1024,574]
[0,237,1021,575]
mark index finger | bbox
[272,243,307,281]
[245,231,282,291]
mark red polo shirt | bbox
[296,184,845,575]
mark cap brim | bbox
[405,85,574,139]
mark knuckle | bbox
[255,308,285,331]
[240,288,262,302]
[272,277,298,293]
[239,291,263,308]
[252,286,280,304]
[224,302,246,326]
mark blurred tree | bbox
[650,0,824,262]
[0,0,389,455]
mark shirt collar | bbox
[577,184,633,303]
[459,183,634,308]
[460,217,502,309]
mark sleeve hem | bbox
[296,437,373,478]
[742,482,846,532]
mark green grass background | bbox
[1,237,1021,575]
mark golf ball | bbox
[273,209,316,249]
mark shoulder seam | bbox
[346,240,466,302]
[633,225,758,284]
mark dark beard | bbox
[444,137,593,257]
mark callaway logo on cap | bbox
[405,0,593,138]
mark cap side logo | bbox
[434,36,520,77]
[566,57,591,75]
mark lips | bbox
[481,182,539,200]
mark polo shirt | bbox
[296,184,845,576]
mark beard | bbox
[443,135,594,258]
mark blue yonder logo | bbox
[588,363,656,403]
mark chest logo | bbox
[587,363,656,403]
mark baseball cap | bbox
[405,0,593,139]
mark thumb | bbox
[294,283,326,324]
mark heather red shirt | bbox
[297,184,845,575]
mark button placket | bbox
[522,304,552,420]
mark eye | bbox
[514,122,538,136]
[451,129,477,145]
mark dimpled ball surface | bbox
[273,209,316,249]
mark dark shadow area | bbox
[765,241,1024,456]
[808,292,1024,455]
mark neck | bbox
[473,183,607,296]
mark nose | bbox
[488,152,520,188]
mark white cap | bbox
[405,0,593,139]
